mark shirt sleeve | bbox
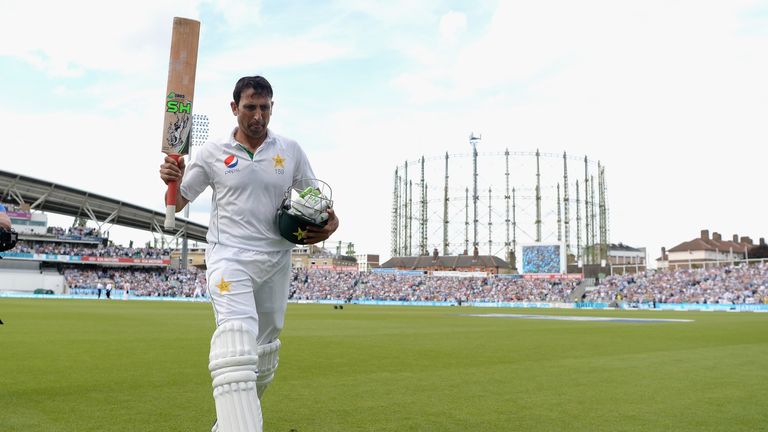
[180,146,212,202]
[292,144,316,189]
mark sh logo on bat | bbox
[165,91,192,153]
[166,91,192,113]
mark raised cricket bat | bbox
[162,17,200,229]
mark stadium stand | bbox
[0,223,172,295]
[584,263,768,306]
[288,270,578,303]
[1,217,766,307]
[65,266,207,298]
[3,254,767,307]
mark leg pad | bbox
[255,339,281,398]
[209,321,262,432]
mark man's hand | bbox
[160,155,186,185]
[159,155,189,212]
[304,208,339,244]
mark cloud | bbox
[0,1,200,77]
[2,0,767,264]
[330,0,442,24]
[201,0,263,30]
[390,0,768,106]
[310,0,768,261]
[439,11,467,43]
[205,36,355,73]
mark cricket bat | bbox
[162,17,200,229]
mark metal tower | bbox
[512,187,517,255]
[488,187,493,255]
[420,156,427,255]
[576,179,581,264]
[464,187,469,254]
[598,162,607,265]
[443,152,449,255]
[391,167,399,256]
[470,133,481,249]
[407,179,413,256]
[557,183,562,243]
[535,149,542,242]
[504,149,511,257]
[583,156,590,264]
[590,175,596,264]
[403,161,409,256]
[563,152,570,257]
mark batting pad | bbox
[256,339,281,399]
[209,321,262,432]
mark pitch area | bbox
[1,299,766,431]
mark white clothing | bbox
[205,243,291,343]
[180,127,309,429]
[180,128,316,252]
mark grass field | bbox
[1,298,766,432]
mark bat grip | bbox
[164,154,181,229]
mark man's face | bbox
[231,88,273,141]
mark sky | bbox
[1,0,767,267]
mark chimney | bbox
[432,248,439,261]
[760,238,765,246]
[740,236,753,246]
[661,247,667,260]
[733,234,739,243]
[473,246,479,259]
[700,229,709,240]
[712,232,721,242]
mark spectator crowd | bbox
[59,262,768,305]
[47,226,101,238]
[584,264,768,305]
[14,240,170,259]
[6,225,170,259]
[288,270,577,303]
[65,266,206,298]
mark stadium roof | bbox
[608,243,643,252]
[381,254,511,270]
[0,169,207,243]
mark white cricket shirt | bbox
[180,128,316,252]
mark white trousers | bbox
[205,244,292,344]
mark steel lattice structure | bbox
[390,135,610,266]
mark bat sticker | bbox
[165,92,192,154]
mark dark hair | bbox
[233,76,273,105]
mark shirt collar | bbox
[229,127,276,148]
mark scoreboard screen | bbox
[521,244,564,274]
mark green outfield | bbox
[0,298,766,431]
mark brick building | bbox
[657,229,761,269]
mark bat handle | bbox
[164,154,181,230]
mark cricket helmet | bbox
[276,178,333,244]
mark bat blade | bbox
[162,17,200,229]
